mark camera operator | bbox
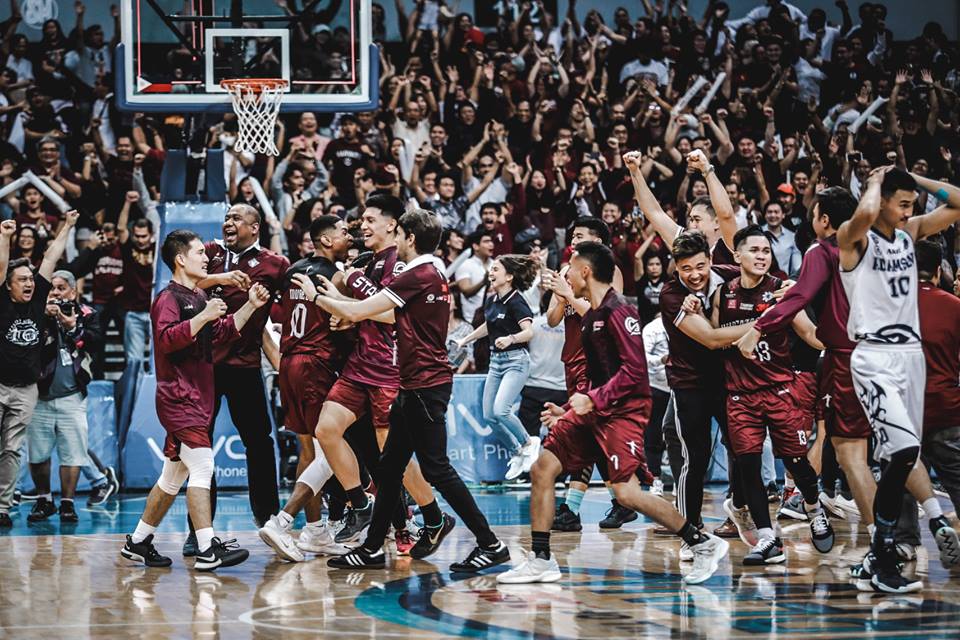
[25,270,102,524]
[0,211,77,528]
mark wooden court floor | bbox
[0,488,958,639]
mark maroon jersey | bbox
[560,303,586,369]
[660,265,739,389]
[382,255,454,389]
[119,242,154,312]
[711,239,736,266]
[151,282,239,432]
[278,255,350,364]
[341,245,403,388]
[205,242,289,368]
[919,282,960,432]
[91,244,123,305]
[717,275,794,392]
[755,235,855,352]
[581,288,651,416]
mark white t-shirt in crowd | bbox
[454,255,490,323]
[619,58,669,86]
[643,316,670,393]
[526,314,566,391]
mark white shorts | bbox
[850,343,925,461]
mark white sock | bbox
[196,527,215,552]
[922,497,944,520]
[306,519,322,528]
[276,511,294,529]
[757,527,775,541]
[805,500,822,514]
[131,519,157,544]
[41,493,52,501]
[868,523,876,537]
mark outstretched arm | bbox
[39,210,79,280]
[687,149,736,251]
[624,151,682,244]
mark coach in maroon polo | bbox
[185,203,288,546]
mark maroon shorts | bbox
[163,425,212,460]
[563,360,589,396]
[727,386,808,458]
[791,371,818,431]
[821,350,871,439]
[279,354,338,435]
[325,377,398,430]
[543,403,653,485]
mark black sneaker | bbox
[121,534,173,567]
[930,515,960,568]
[59,500,79,523]
[87,483,113,507]
[807,506,835,553]
[105,466,120,496]
[182,531,199,557]
[0,512,11,528]
[410,513,456,559]
[766,482,781,504]
[552,504,583,532]
[27,497,57,522]
[194,537,249,572]
[327,546,386,569]
[871,556,923,594]
[599,501,637,529]
[11,490,20,507]
[335,502,374,544]
[450,541,510,573]
[743,537,786,565]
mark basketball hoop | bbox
[221,78,288,156]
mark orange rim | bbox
[220,78,288,93]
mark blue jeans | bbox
[124,311,151,364]
[482,350,531,453]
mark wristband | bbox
[313,293,321,305]
[705,164,715,175]
[935,188,950,202]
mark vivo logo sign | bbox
[146,435,247,461]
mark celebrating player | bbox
[684,226,834,564]
[121,230,270,571]
[308,209,510,571]
[837,167,960,593]
[257,215,354,562]
[497,242,729,585]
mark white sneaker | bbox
[504,453,525,481]
[258,515,305,562]
[818,491,845,519]
[520,437,541,474]
[679,542,693,562]
[684,535,729,585]
[651,478,664,497]
[722,498,759,547]
[835,494,860,520]
[297,521,351,556]
[497,551,562,584]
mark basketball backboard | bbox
[116,0,378,113]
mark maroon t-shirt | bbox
[341,246,403,388]
[205,242,289,368]
[561,302,587,372]
[382,256,454,390]
[278,255,351,365]
[660,264,740,390]
[151,282,239,433]
[717,275,794,392]
[919,282,960,433]
[755,235,855,352]
[91,244,123,305]
[119,242,155,312]
[711,239,736,266]
[582,288,651,417]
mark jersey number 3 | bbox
[290,303,307,339]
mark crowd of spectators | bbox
[1,0,959,515]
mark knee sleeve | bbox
[297,451,333,494]
[157,459,189,495]
[179,445,215,490]
[875,446,920,524]
[782,457,819,503]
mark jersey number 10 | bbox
[887,276,910,298]
[290,303,308,338]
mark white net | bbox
[221,79,288,156]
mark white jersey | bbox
[840,228,921,345]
